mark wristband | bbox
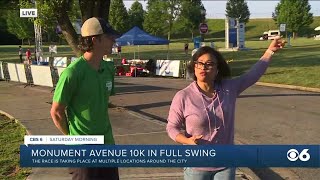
[266,49,275,56]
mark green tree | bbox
[144,0,181,40]
[175,0,206,39]
[128,0,145,29]
[166,0,181,40]
[109,0,129,33]
[272,0,313,38]
[6,10,34,45]
[19,0,111,56]
[0,0,21,44]
[144,0,168,36]
[225,0,250,23]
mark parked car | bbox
[259,30,280,40]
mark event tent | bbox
[116,26,169,46]
[115,26,170,59]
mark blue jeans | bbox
[184,167,235,180]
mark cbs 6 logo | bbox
[287,149,310,162]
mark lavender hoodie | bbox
[166,59,270,171]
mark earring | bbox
[216,70,219,75]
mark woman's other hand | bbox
[187,135,203,145]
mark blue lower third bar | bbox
[20,145,319,167]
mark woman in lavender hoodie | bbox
[166,37,285,180]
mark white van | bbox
[259,30,280,40]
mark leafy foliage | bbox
[128,0,145,30]
[143,0,169,36]
[6,10,34,44]
[109,0,130,33]
[226,0,250,23]
[174,0,206,38]
[272,0,313,37]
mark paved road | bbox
[111,76,320,180]
[1,76,320,179]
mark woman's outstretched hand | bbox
[268,36,286,52]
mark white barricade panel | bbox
[30,65,53,87]
[156,60,180,77]
[15,64,27,83]
[57,67,66,77]
[0,61,3,79]
[53,57,67,67]
[7,63,19,82]
[71,57,77,63]
[43,57,49,62]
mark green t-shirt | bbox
[53,56,115,144]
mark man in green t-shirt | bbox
[51,17,120,180]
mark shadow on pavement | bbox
[116,85,174,94]
[127,109,167,123]
[250,168,285,180]
[124,101,172,110]
[124,101,172,123]
[115,89,172,95]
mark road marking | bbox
[125,110,167,126]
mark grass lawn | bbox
[0,114,31,180]
[1,37,320,88]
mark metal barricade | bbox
[2,62,10,82]
[24,64,34,87]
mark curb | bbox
[256,82,320,93]
[0,110,31,135]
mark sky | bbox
[123,0,320,19]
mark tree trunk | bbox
[79,0,111,23]
[54,1,81,56]
[57,14,81,56]
[57,17,80,56]
[79,0,93,22]
[51,0,112,56]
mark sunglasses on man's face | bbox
[194,61,217,69]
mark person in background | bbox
[18,46,23,63]
[210,41,215,49]
[145,59,155,76]
[117,45,122,57]
[184,42,189,55]
[25,49,31,64]
[121,58,127,65]
[50,17,120,180]
[166,37,286,180]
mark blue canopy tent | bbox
[115,26,170,59]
